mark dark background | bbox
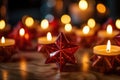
[0,0,120,26]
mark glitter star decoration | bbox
[45,32,79,71]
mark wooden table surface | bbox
[0,49,120,80]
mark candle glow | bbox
[115,19,120,29]
[87,18,96,28]
[97,3,106,14]
[64,23,72,32]
[79,0,88,10]
[82,25,90,34]
[82,53,89,72]
[25,17,34,27]
[0,20,5,29]
[61,14,71,24]
[2,70,8,80]
[107,25,112,34]
[41,19,49,29]
[106,40,111,52]
[19,28,25,37]
[47,32,52,41]
[1,36,5,44]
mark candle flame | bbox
[106,40,111,52]
[1,36,5,44]
[87,18,96,28]
[82,25,90,34]
[47,32,52,41]
[107,24,112,34]
[64,23,72,32]
[115,19,120,29]
[25,17,34,27]
[0,20,5,29]
[41,19,49,29]
[19,28,25,37]
[79,0,88,10]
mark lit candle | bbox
[75,25,94,37]
[94,40,120,56]
[0,36,15,46]
[38,32,57,44]
[98,24,119,38]
[0,36,15,62]
[91,40,120,73]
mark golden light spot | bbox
[79,0,88,10]
[97,3,106,14]
[61,14,71,24]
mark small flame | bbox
[19,28,25,37]
[106,40,111,52]
[41,19,49,29]
[25,17,34,27]
[107,24,112,34]
[79,0,88,10]
[47,32,52,41]
[64,23,72,32]
[0,20,5,29]
[1,36,5,44]
[82,25,90,34]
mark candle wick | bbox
[106,49,110,53]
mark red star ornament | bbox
[45,32,79,71]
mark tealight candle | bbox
[98,24,119,38]
[75,25,95,48]
[38,32,57,56]
[0,36,15,46]
[75,25,94,37]
[94,40,120,56]
[91,40,120,72]
[0,36,16,62]
[38,32,57,44]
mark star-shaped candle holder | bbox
[45,32,79,71]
